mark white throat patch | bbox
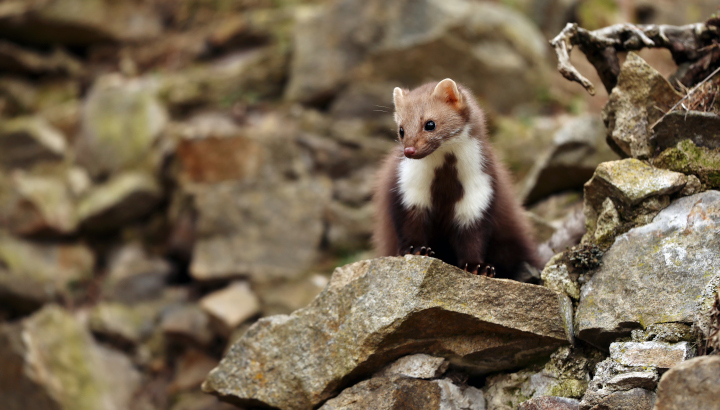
[397,126,494,228]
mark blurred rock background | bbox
[0,0,717,409]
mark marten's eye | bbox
[399,127,404,138]
[424,120,436,131]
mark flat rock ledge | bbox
[202,256,573,410]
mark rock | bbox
[653,140,720,189]
[680,174,702,196]
[520,115,617,205]
[576,191,720,348]
[170,349,219,394]
[160,304,215,347]
[175,131,263,185]
[202,257,572,410]
[170,392,238,410]
[602,52,682,158]
[199,282,260,336]
[88,301,157,349]
[0,305,141,410]
[77,74,167,179]
[541,255,581,300]
[519,396,580,410]
[325,201,374,253]
[0,0,162,45]
[0,235,93,314]
[609,341,694,369]
[375,354,449,380]
[6,166,78,235]
[653,355,720,410]
[0,40,83,76]
[583,159,687,241]
[581,388,656,410]
[318,375,486,410]
[190,177,330,281]
[0,116,66,169]
[631,323,694,344]
[286,0,548,112]
[77,171,162,231]
[580,358,659,410]
[651,111,720,155]
[102,242,172,303]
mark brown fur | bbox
[372,80,540,280]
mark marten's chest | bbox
[397,133,494,228]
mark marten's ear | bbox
[432,78,463,108]
[393,87,405,107]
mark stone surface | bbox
[77,74,167,179]
[653,355,720,410]
[0,305,141,410]
[199,282,260,335]
[190,177,330,281]
[318,375,486,410]
[0,235,94,314]
[653,139,720,189]
[541,255,580,300]
[170,349,219,394]
[255,273,329,316]
[203,256,572,410]
[519,396,579,410]
[576,191,720,348]
[161,304,215,347]
[76,171,162,231]
[375,354,449,380]
[521,115,617,205]
[631,323,694,344]
[609,341,694,369]
[0,116,66,169]
[101,242,172,303]
[286,0,548,112]
[579,358,659,410]
[651,111,720,155]
[602,52,682,158]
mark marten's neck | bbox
[397,125,494,228]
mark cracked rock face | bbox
[653,355,720,410]
[576,191,720,348]
[202,256,572,410]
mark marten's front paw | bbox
[463,263,496,278]
[403,246,435,257]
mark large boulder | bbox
[203,256,573,410]
[0,305,141,410]
[602,53,681,159]
[576,191,720,348]
[286,0,549,112]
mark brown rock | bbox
[202,257,572,410]
[170,349,219,394]
[519,396,580,410]
[581,388,656,410]
[199,282,260,336]
[609,342,694,370]
[653,355,720,410]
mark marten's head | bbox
[393,78,471,160]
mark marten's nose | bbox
[404,147,416,158]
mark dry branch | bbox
[551,18,720,95]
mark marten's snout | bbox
[404,147,417,158]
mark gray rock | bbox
[0,116,66,169]
[170,392,238,410]
[610,341,694,369]
[199,282,260,336]
[519,396,580,410]
[160,304,214,347]
[0,235,94,314]
[631,323,694,344]
[77,74,167,179]
[653,355,720,410]
[581,388,656,410]
[651,111,720,155]
[255,273,329,316]
[202,257,572,410]
[77,171,162,231]
[88,302,157,348]
[375,354,449,380]
[576,191,720,348]
[652,139,720,189]
[605,372,659,391]
[102,242,172,303]
[190,177,330,282]
[593,197,621,243]
[170,349,219,394]
[286,0,548,112]
[520,115,617,205]
[0,305,141,410]
[602,53,682,158]
[541,255,581,300]
[318,375,486,410]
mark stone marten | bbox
[373,79,540,280]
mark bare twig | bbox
[650,65,720,128]
[551,20,719,95]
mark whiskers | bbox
[373,105,393,113]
